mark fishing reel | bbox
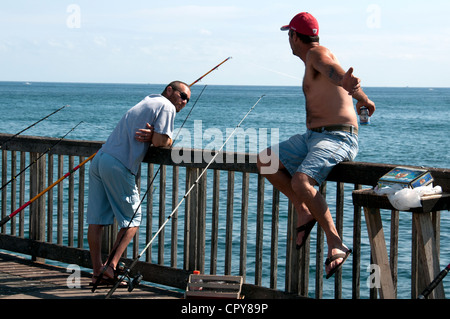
[116,262,143,293]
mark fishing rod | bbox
[0,121,83,192]
[0,152,96,228]
[105,94,265,299]
[1,104,69,149]
[189,57,231,87]
[417,262,450,299]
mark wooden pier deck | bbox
[0,252,183,299]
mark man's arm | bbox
[135,123,172,147]
[151,132,172,147]
[310,48,376,116]
[343,69,376,116]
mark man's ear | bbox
[166,85,174,96]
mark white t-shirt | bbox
[101,94,176,175]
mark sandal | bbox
[89,275,128,288]
[325,248,352,279]
[296,219,316,250]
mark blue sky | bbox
[1,1,449,87]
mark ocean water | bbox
[1,81,449,299]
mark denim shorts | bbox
[86,151,142,228]
[276,129,359,185]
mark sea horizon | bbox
[1,80,449,90]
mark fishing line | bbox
[0,104,69,149]
[0,121,83,192]
[105,94,265,299]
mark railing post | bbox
[225,170,234,275]
[255,174,264,286]
[1,150,7,234]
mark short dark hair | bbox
[162,81,189,95]
[290,30,319,44]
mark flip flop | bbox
[296,219,316,250]
[325,249,352,279]
[89,275,128,288]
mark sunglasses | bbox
[176,90,189,103]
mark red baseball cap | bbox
[280,12,319,36]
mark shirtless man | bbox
[257,12,375,278]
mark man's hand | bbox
[356,98,376,116]
[342,67,376,116]
[135,123,154,143]
[342,67,361,95]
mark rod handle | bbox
[0,216,11,228]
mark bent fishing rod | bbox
[91,58,232,292]
[105,94,265,299]
[1,104,69,149]
[0,121,83,192]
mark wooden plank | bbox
[390,209,399,297]
[171,165,179,267]
[197,170,207,273]
[270,187,279,289]
[363,207,396,299]
[158,165,166,265]
[1,150,6,234]
[352,184,362,299]
[210,169,220,274]
[255,175,264,286]
[413,212,445,299]
[10,151,17,236]
[225,171,234,275]
[334,182,344,299]
[353,189,450,213]
[240,172,249,281]
[0,252,182,299]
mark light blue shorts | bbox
[276,129,359,185]
[86,151,142,228]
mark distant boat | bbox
[24,82,31,85]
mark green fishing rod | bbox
[105,94,265,299]
[92,57,232,293]
[0,104,69,149]
[0,121,83,192]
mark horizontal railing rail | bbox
[1,133,449,299]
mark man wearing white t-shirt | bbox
[87,81,191,286]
